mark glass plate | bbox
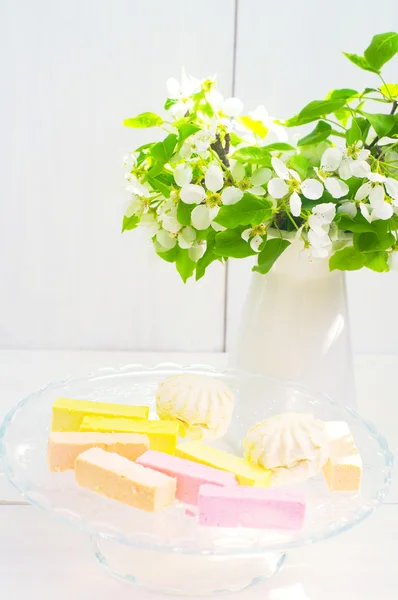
[0,364,393,594]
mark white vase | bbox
[229,241,356,407]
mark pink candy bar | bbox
[198,485,306,530]
[136,450,237,505]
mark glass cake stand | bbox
[0,364,393,595]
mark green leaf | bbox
[334,108,351,128]
[146,175,170,198]
[362,112,395,137]
[337,214,374,233]
[261,142,295,151]
[150,134,178,164]
[122,215,139,232]
[156,246,178,263]
[353,231,395,252]
[147,162,164,178]
[363,251,390,272]
[364,32,398,71]
[326,88,358,100]
[178,124,200,145]
[342,52,380,74]
[380,83,398,99]
[329,247,365,271]
[230,132,245,146]
[286,154,309,179]
[231,146,272,166]
[175,248,196,282]
[300,99,347,119]
[164,98,177,110]
[253,238,291,274]
[238,116,268,138]
[354,117,371,143]
[123,112,164,128]
[214,228,257,258]
[177,201,194,226]
[346,118,363,145]
[214,193,273,229]
[297,121,332,146]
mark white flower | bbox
[179,121,217,159]
[188,241,207,261]
[222,160,271,204]
[123,152,137,172]
[355,172,398,221]
[321,146,370,181]
[308,229,333,258]
[166,73,201,119]
[268,157,323,217]
[177,164,224,229]
[241,227,265,252]
[315,167,349,199]
[161,207,181,234]
[249,106,288,143]
[178,226,196,249]
[126,175,150,197]
[308,203,336,235]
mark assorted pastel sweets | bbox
[175,441,271,487]
[80,416,179,454]
[48,431,149,472]
[136,450,237,505]
[322,421,362,491]
[52,398,149,432]
[48,380,364,530]
[75,448,176,512]
[156,374,235,441]
[198,485,306,530]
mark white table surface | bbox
[0,350,397,599]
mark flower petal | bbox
[301,178,324,200]
[289,191,302,217]
[211,221,226,232]
[250,168,272,186]
[271,157,289,180]
[338,158,353,181]
[369,184,385,207]
[180,184,206,204]
[337,202,357,219]
[355,182,372,201]
[368,172,386,183]
[350,160,371,178]
[250,234,263,252]
[249,185,266,196]
[308,228,331,249]
[221,186,244,205]
[156,230,176,250]
[360,202,372,223]
[162,215,181,234]
[181,226,196,243]
[385,177,398,200]
[191,205,211,230]
[223,97,244,117]
[324,177,349,199]
[313,202,336,222]
[174,164,193,187]
[308,214,328,236]
[373,201,393,220]
[205,165,224,192]
[268,178,289,198]
[357,149,370,160]
[230,159,245,181]
[166,77,181,99]
[241,228,251,242]
[321,147,343,172]
[188,242,207,262]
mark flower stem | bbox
[210,133,230,167]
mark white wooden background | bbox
[1,0,398,354]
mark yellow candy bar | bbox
[80,416,179,455]
[175,441,271,487]
[52,398,149,432]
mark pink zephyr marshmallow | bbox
[198,484,306,530]
[136,450,237,505]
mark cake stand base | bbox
[91,536,287,596]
